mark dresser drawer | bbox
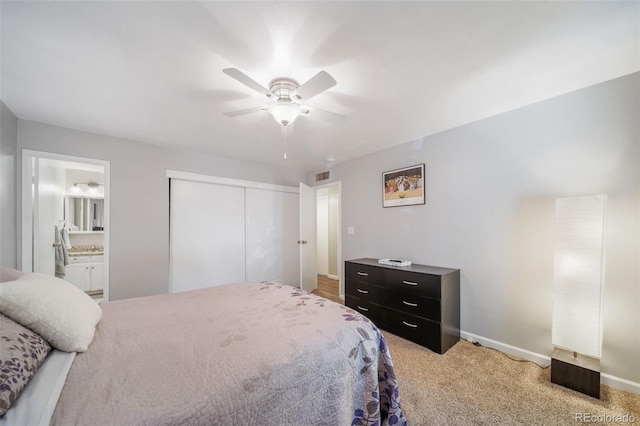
[385,270,441,299]
[383,308,441,353]
[345,262,385,285]
[345,259,460,354]
[385,292,441,322]
[345,295,383,325]
[345,280,384,303]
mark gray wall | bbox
[307,73,640,383]
[17,121,304,300]
[0,101,18,268]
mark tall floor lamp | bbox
[551,194,607,398]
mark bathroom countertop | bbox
[68,251,104,257]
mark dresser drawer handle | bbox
[357,272,369,276]
[356,289,369,294]
[402,321,418,328]
[402,300,418,307]
[357,305,369,312]
[402,280,418,286]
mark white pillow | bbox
[0,273,102,352]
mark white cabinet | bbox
[90,261,104,291]
[65,258,90,291]
[65,255,104,292]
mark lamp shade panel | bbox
[552,194,607,359]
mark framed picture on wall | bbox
[382,164,425,208]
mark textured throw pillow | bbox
[0,268,24,283]
[0,313,52,415]
[0,273,102,352]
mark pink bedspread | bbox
[52,282,406,425]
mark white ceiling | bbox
[2,1,638,172]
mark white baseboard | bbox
[460,331,640,396]
[601,373,640,395]
[328,274,339,280]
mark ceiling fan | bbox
[222,68,346,127]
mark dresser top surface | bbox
[346,258,459,275]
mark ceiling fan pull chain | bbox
[282,125,288,159]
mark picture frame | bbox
[382,164,425,208]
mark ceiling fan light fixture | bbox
[270,100,300,126]
[222,68,344,127]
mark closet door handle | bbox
[356,288,369,294]
[357,272,369,276]
[402,300,418,307]
[357,305,369,312]
[402,321,418,328]
[402,280,418,286]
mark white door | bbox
[170,179,246,292]
[33,159,64,275]
[245,188,299,286]
[299,183,317,293]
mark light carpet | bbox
[383,332,640,425]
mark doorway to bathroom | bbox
[21,149,110,302]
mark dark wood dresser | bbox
[345,258,460,354]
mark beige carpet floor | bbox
[384,332,640,425]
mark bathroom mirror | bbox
[65,196,104,232]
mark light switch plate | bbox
[347,226,355,235]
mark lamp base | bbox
[551,347,600,398]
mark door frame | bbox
[312,181,343,299]
[20,149,111,301]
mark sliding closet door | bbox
[245,188,299,286]
[170,179,245,292]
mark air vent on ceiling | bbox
[315,171,331,182]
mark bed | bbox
[0,269,406,426]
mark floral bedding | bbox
[0,314,52,415]
[52,282,406,425]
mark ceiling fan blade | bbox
[295,71,336,101]
[223,68,269,96]
[222,106,265,118]
[304,106,346,125]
